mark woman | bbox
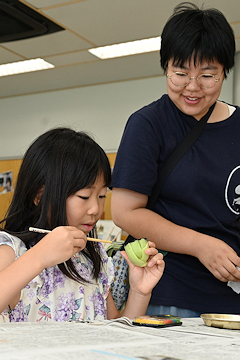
[111,2,240,317]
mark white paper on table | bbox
[227,266,240,293]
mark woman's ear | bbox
[34,186,45,206]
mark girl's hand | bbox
[33,226,87,269]
[121,241,165,296]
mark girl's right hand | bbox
[33,226,87,269]
[0,226,87,313]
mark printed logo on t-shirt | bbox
[225,165,240,215]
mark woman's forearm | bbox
[113,204,205,257]
[111,189,240,282]
[111,188,203,255]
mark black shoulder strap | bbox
[147,102,216,209]
[123,102,216,247]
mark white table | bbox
[0,317,240,360]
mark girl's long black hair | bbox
[1,127,112,283]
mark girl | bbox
[0,127,164,322]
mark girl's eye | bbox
[78,196,89,200]
[99,195,106,199]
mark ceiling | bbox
[0,0,240,100]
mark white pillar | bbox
[233,52,240,106]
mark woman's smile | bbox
[183,95,202,105]
[167,58,225,120]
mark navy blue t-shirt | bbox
[112,94,240,313]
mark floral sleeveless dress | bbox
[0,232,114,323]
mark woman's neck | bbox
[207,101,231,123]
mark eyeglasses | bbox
[166,71,221,89]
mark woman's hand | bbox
[196,235,240,282]
[34,226,87,269]
[121,241,165,296]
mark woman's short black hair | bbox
[160,2,235,76]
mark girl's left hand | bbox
[121,241,165,296]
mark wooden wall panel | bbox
[0,159,22,220]
[0,154,116,222]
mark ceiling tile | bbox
[0,51,162,99]
[42,0,181,46]
[25,0,78,8]
[2,30,92,58]
[45,50,98,66]
[0,47,25,65]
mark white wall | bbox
[0,76,165,158]
[0,68,234,159]
[233,52,240,106]
[219,69,234,104]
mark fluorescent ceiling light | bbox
[0,58,54,77]
[88,36,161,59]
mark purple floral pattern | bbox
[0,232,114,323]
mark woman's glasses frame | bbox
[166,71,221,89]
